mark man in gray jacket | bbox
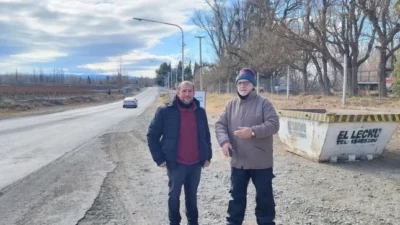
[215,68,280,225]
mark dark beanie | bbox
[235,68,257,86]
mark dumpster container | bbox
[277,109,400,162]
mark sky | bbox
[0,0,215,78]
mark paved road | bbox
[0,87,158,225]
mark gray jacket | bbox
[215,90,280,169]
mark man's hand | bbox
[203,160,211,168]
[234,127,252,139]
[222,143,232,157]
[159,162,167,168]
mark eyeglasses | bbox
[237,81,251,86]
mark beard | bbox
[181,97,193,104]
[238,89,251,96]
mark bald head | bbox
[177,81,195,92]
[177,81,195,104]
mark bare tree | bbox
[358,0,400,97]
[272,0,378,95]
[193,0,393,97]
[227,1,296,74]
[290,0,313,92]
[273,0,336,95]
[327,0,376,96]
[193,0,252,79]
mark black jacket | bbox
[146,96,212,167]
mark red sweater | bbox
[177,104,200,165]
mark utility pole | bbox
[174,67,177,89]
[169,72,171,90]
[287,65,290,100]
[343,55,347,105]
[195,36,205,91]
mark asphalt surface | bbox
[0,87,158,225]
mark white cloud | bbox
[126,68,159,78]
[10,50,67,62]
[0,0,208,75]
[0,50,67,72]
[78,49,180,77]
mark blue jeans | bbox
[227,167,276,225]
[167,162,202,225]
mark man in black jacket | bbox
[147,81,212,225]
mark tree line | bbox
[155,61,201,87]
[190,0,400,97]
[0,68,154,88]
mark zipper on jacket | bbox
[237,99,244,168]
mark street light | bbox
[133,17,185,82]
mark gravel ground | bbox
[77,98,400,225]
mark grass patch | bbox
[158,93,171,105]
[206,93,235,114]
[205,92,400,114]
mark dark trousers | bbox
[227,167,276,225]
[167,162,202,225]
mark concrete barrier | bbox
[277,109,400,162]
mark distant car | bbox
[275,84,293,94]
[123,97,138,108]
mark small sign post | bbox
[194,91,206,109]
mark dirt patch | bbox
[0,93,133,119]
[77,97,170,225]
[76,95,400,225]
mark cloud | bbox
[0,49,67,71]
[0,0,208,77]
[78,49,179,75]
[9,50,67,62]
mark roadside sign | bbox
[194,91,206,109]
